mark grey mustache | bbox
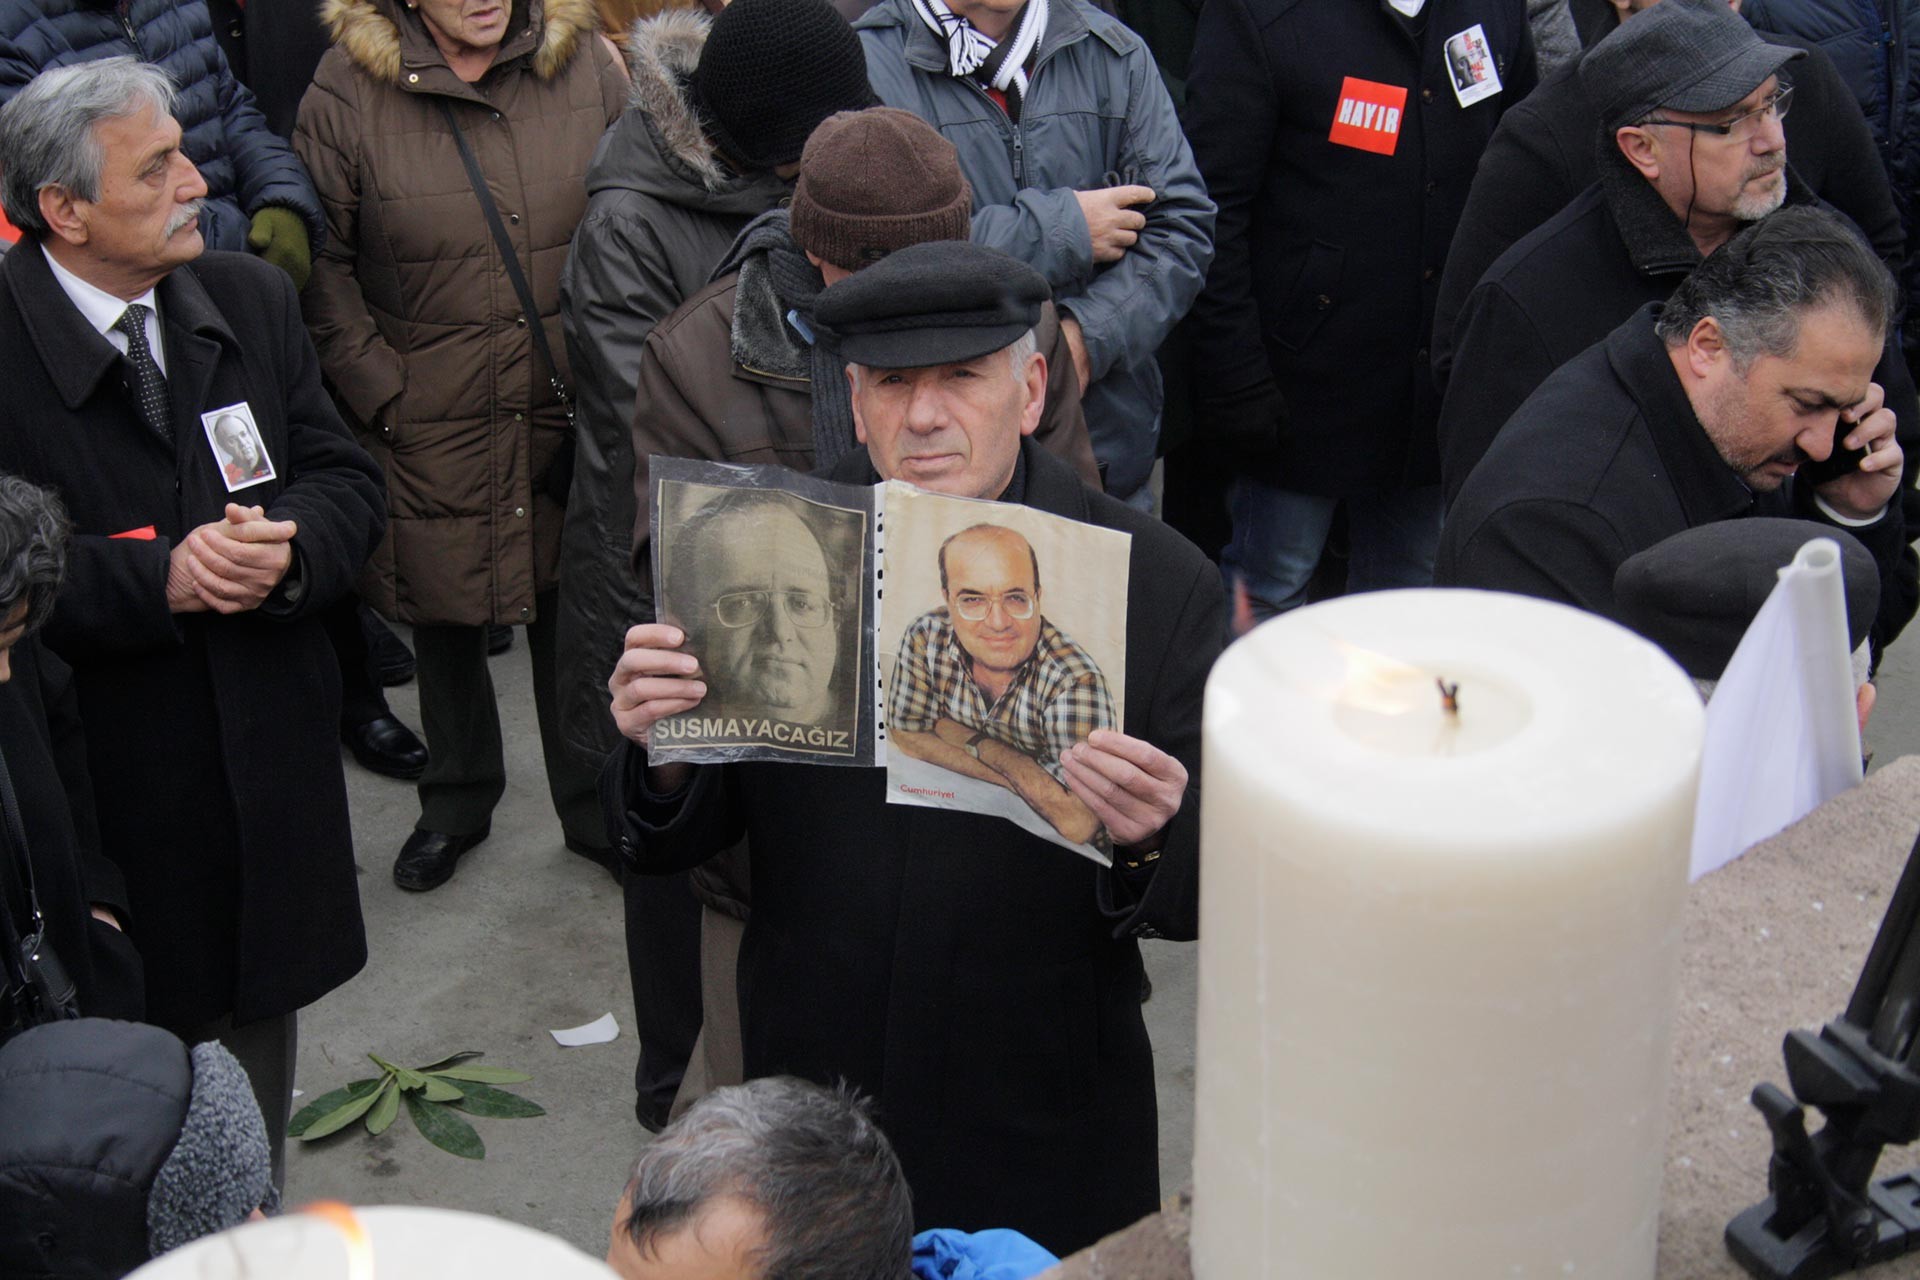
[164,199,204,237]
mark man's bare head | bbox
[939,524,1044,677]
[606,1078,912,1280]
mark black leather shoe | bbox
[393,824,489,892]
[342,715,429,780]
[487,624,514,656]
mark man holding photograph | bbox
[889,523,1115,847]
[601,241,1223,1254]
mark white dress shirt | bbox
[41,243,167,376]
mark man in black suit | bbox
[0,57,385,1182]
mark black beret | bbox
[1613,518,1878,680]
[812,240,1050,368]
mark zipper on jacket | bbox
[953,28,1072,187]
[117,6,150,60]
[956,76,1028,187]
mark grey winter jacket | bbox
[854,0,1215,499]
[556,9,792,768]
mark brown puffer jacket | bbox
[295,0,626,625]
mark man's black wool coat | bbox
[1437,304,1911,625]
[604,442,1225,1257]
[0,245,384,1029]
[1182,0,1536,496]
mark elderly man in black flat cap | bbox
[601,240,1224,1256]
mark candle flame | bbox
[301,1201,374,1280]
[1332,637,1434,715]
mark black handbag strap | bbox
[437,99,574,422]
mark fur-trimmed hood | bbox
[582,8,791,210]
[320,0,598,84]
[618,8,728,191]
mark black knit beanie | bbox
[691,0,876,173]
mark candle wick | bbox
[1436,677,1461,716]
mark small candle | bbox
[1193,590,1703,1280]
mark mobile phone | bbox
[1800,417,1871,488]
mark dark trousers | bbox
[622,867,704,1127]
[172,1009,296,1193]
[322,593,390,728]
[411,588,600,843]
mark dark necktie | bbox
[113,304,172,445]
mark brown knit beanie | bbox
[789,108,973,271]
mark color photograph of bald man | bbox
[651,475,868,763]
[882,494,1130,859]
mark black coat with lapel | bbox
[603,443,1225,1256]
[0,244,384,1027]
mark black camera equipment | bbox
[1726,824,1920,1279]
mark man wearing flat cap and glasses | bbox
[602,240,1223,1255]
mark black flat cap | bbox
[1580,0,1802,132]
[1613,519,1877,680]
[813,240,1049,368]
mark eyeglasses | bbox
[1640,83,1793,140]
[712,589,833,629]
[953,590,1035,622]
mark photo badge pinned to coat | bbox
[1444,24,1503,108]
[200,402,275,492]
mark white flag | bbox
[1689,537,1863,881]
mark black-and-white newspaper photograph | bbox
[650,458,874,765]
[878,482,1131,863]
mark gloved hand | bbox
[1201,378,1289,458]
[247,206,311,291]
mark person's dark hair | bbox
[618,1077,913,1280]
[1655,207,1896,369]
[937,523,1040,596]
[0,472,68,637]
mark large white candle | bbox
[1193,590,1704,1279]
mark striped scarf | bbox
[910,0,1048,119]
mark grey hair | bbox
[846,327,1040,388]
[1005,327,1038,376]
[1655,206,1895,369]
[0,57,178,237]
[0,472,68,638]
[619,1077,913,1280]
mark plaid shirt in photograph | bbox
[888,608,1117,781]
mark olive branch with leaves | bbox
[288,1050,543,1159]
